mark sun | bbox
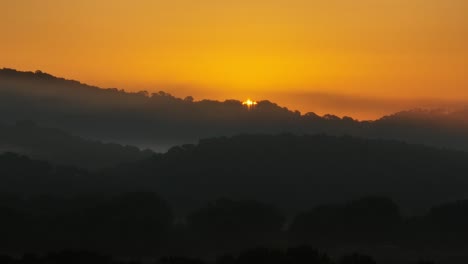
[242,99,258,109]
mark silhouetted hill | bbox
[3,134,463,214]
[109,134,468,214]
[369,108,468,149]
[0,121,153,169]
[1,148,467,261]
[0,152,94,195]
[380,108,468,124]
[4,68,468,151]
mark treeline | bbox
[1,192,467,260]
[2,133,468,214]
[4,68,468,152]
[109,134,468,214]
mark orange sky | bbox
[1,0,468,119]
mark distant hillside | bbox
[2,68,468,151]
[0,121,153,169]
[109,134,468,214]
[3,134,468,214]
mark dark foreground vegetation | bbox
[0,114,467,263]
[0,193,467,263]
[0,248,437,264]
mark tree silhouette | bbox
[186,199,285,252]
[290,197,401,246]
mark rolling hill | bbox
[3,68,468,151]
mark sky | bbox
[1,0,468,119]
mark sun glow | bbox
[242,99,258,109]
[1,0,468,119]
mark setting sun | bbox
[2,1,468,261]
[1,0,467,119]
[242,99,258,109]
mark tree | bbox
[290,196,401,246]
[78,192,174,252]
[187,199,285,251]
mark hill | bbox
[0,121,153,169]
[110,134,468,214]
[3,134,467,214]
[4,68,468,151]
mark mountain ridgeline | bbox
[2,68,468,151]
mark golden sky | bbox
[1,0,467,119]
